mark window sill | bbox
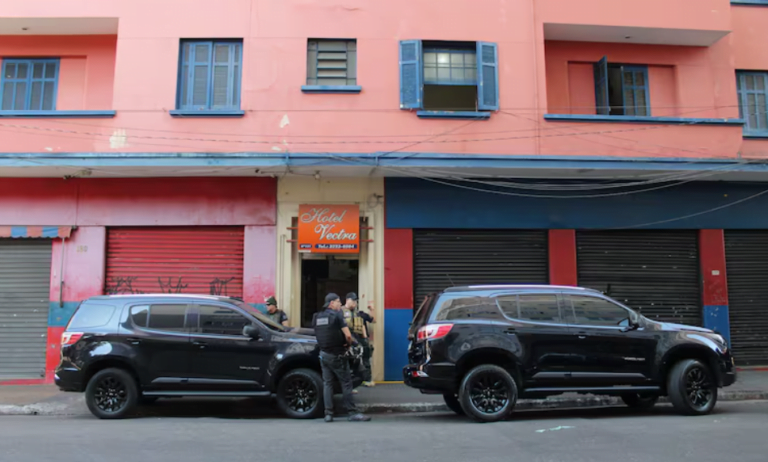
[301,85,362,94]
[544,114,745,126]
[0,110,116,118]
[743,133,768,139]
[416,111,491,120]
[169,110,245,118]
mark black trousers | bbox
[358,338,373,382]
[320,351,358,416]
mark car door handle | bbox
[192,341,207,348]
[126,338,141,345]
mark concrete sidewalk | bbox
[2,370,767,417]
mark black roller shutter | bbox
[577,230,701,326]
[413,230,549,305]
[725,230,768,365]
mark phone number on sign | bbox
[315,244,358,250]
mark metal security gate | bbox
[413,230,549,305]
[725,231,768,365]
[105,227,245,298]
[0,240,52,379]
[577,230,701,326]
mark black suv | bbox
[55,294,362,419]
[404,285,736,423]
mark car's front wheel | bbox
[85,368,139,419]
[276,368,324,419]
[458,365,518,423]
[667,359,718,416]
[621,393,659,409]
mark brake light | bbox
[61,332,83,347]
[416,324,453,342]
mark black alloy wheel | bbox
[276,368,324,419]
[667,359,718,416]
[458,364,518,423]
[94,376,128,413]
[85,368,139,419]
[685,366,715,411]
[284,376,319,414]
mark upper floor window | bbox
[736,71,768,134]
[177,40,242,111]
[307,39,357,86]
[399,40,499,112]
[1,59,59,111]
[594,57,649,116]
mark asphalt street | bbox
[1,401,766,462]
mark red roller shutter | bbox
[105,227,244,298]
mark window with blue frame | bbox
[1,59,59,111]
[736,71,768,133]
[177,40,242,111]
[593,57,650,116]
[306,39,356,86]
[399,40,499,113]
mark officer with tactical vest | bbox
[312,293,371,423]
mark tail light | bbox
[61,332,83,347]
[416,324,453,342]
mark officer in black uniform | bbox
[312,293,371,423]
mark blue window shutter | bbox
[476,42,499,111]
[594,56,609,115]
[399,40,422,109]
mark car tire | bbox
[85,368,139,420]
[443,393,465,415]
[458,365,518,423]
[621,393,659,409]
[276,368,324,419]
[667,359,718,416]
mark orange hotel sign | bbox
[298,204,360,254]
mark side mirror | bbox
[243,324,260,340]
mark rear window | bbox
[408,294,436,338]
[68,303,117,330]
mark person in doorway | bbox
[344,293,375,387]
[312,293,371,423]
[265,296,288,326]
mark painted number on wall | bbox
[76,245,88,253]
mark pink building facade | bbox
[2,0,768,383]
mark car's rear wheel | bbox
[85,368,138,419]
[621,393,659,409]
[667,359,718,416]
[443,393,465,415]
[276,368,324,419]
[458,364,517,423]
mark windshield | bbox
[231,300,287,332]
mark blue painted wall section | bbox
[386,178,768,229]
[48,301,80,327]
[703,305,731,347]
[384,309,412,381]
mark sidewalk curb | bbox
[2,391,766,417]
[359,391,768,414]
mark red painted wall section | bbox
[49,227,106,306]
[0,178,277,226]
[243,225,277,306]
[0,35,116,110]
[548,229,577,286]
[699,229,729,306]
[384,228,413,310]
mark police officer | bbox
[312,293,371,423]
